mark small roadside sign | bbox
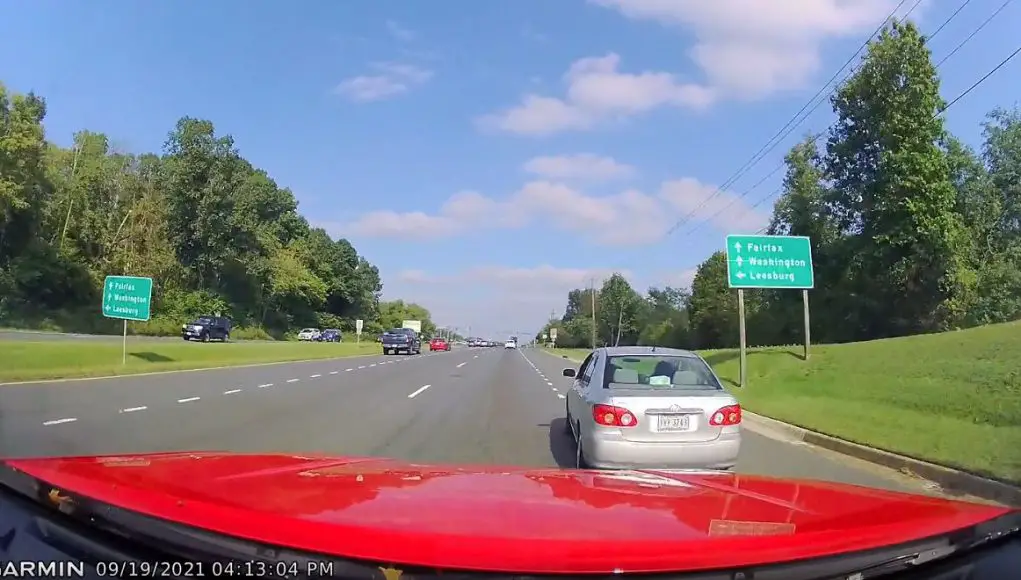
[549,328,558,341]
[725,235,814,289]
[355,319,363,333]
[102,276,153,322]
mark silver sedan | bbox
[563,346,741,470]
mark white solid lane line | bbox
[43,418,77,426]
[177,397,200,403]
[407,384,431,399]
[120,406,147,413]
[223,389,242,395]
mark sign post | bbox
[101,275,154,365]
[355,319,363,343]
[725,235,814,387]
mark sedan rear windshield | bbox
[604,355,722,391]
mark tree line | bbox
[538,22,1021,350]
[0,87,437,339]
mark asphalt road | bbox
[0,346,932,494]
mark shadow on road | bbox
[546,418,577,469]
[129,352,176,363]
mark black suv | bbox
[182,316,232,342]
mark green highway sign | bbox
[726,235,814,289]
[102,275,153,321]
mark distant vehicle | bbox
[382,328,421,355]
[429,337,451,352]
[317,329,342,342]
[563,346,740,471]
[504,340,517,349]
[297,328,320,341]
[181,316,232,342]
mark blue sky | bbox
[2,0,1018,338]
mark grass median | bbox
[0,340,383,383]
[542,321,1021,484]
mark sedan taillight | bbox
[593,404,638,428]
[709,404,741,426]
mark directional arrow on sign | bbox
[736,272,746,279]
[736,256,744,267]
[734,242,742,252]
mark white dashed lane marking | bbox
[408,384,431,399]
[518,350,569,403]
[43,418,77,426]
[35,351,456,426]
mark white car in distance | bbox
[297,328,321,341]
[504,340,517,349]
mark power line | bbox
[938,43,1021,116]
[662,0,922,239]
[676,0,1011,240]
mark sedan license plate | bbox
[658,415,690,431]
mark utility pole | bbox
[590,277,597,349]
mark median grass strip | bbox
[543,321,1021,485]
[0,341,382,382]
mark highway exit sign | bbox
[102,275,153,321]
[726,235,814,289]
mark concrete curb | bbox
[537,348,1021,506]
[742,411,1021,507]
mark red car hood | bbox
[4,452,1011,574]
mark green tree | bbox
[824,21,972,337]
[597,273,640,346]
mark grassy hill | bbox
[546,321,1021,484]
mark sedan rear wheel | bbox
[575,434,588,469]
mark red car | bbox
[429,337,451,351]
[1,453,1017,577]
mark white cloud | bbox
[481,0,911,135]
[523,154,636,182]
[330,178,767,244]
[386,20,416,42]
[478,53,715,136]
[334,62,433,102]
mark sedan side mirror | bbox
[562,368,576,378]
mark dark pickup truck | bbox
[381,328,421,355]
